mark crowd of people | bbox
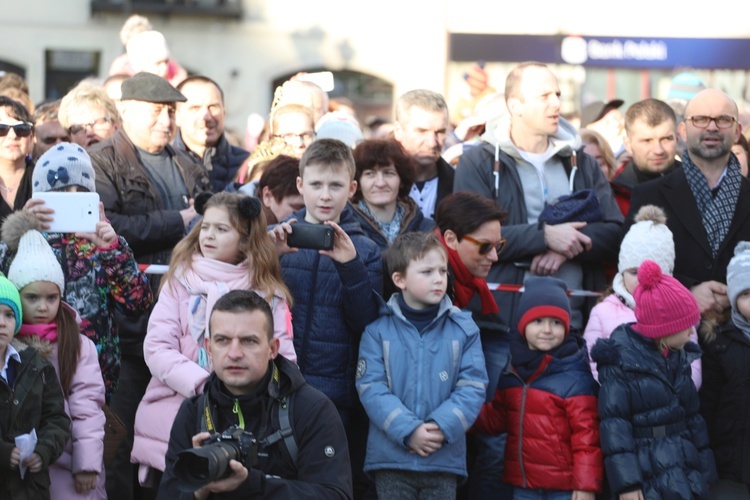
[0,14,750,500]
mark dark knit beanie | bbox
[516,277,571,336]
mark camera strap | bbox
[262,396,298,469]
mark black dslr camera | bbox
[174,425,259,492]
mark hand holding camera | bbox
[175,425,258,493]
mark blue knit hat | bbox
[33,142,96,193]
[516,277,571,336]
[0,275,22,334]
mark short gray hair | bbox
[395,89,448,123]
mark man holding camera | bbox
[157,290,352,499]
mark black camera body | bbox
[174,425,259,492]
[286,223,334,250]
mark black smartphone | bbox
[286,223,334,250]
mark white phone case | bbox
[31,192,100,233]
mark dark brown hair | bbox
[435,192,507,240]
[56,303,81,395]
[352,139,415,203]
[257,155,300,202]
[386,231,446,277]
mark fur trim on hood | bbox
[14,335,54,360]
[1,210,44,253]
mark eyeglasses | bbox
[0,123,33,138]
[685,115,737,129]
[274,132,316,143]
[68,117,115,136]
[462,234,507,255]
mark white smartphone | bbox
[296,71,334,92]
[31,192,99,233]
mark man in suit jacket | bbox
[394,89,454,220]
[627,88,750,316]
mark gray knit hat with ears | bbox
[33,142,96,193]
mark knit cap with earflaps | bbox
[633,260,700,339]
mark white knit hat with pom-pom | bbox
[619,205,675,274]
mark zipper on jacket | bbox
[233,400,245,429]
[518,383,529,488]
[300,253,321,375]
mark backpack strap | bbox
[262,396,298,469]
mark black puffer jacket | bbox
[0,340,70,500]
[591,325,716,498]
[700,321,750,486]
[173,132,249,192]
[158,356,352,499]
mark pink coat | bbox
[48,337,107,500]
[131,257,295,478]
[583,294,702,389]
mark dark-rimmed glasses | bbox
[0,123,33,138]
[462,234,507,255]
[685,115,737,129]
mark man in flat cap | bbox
[88,71,211,500]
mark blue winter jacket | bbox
[591,325,717,499]
[356,294,488,478]
[280,207,382,409]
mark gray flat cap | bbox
[120,72,186,103]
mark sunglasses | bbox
[462,234,507,255]
[0,123,33,138]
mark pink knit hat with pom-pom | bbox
[633,260,700,339]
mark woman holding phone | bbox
[0,96,36,226]
[1,142,153,401]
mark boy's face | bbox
[297,163,357,224]
[392,248,448,310]
[0,304,15,354]
[524,317,566,351]
[737,289,750,321]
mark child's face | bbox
[392,249,448,310]
[737,289,750,321]
[200,206,241,264]
[525,317,566,351]
[20,281,60,325]
[660,327,692,350]
[622,268,639,296]
[0,304,15,353]
[297,163,357,224]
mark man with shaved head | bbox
[627,89,750,316]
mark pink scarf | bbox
[18,323,58,342]
[176,255,252,350]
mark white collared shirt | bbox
[0,343,21,384]
[410,177,439,220]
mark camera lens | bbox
[175,442,238,491]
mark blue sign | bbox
[450,33,750,69]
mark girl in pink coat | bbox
[130,192,295,490]
[8,228,106,499]
[583,205,702,387]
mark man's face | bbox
[206,309,279,397]
[177,81,225,150]
[33,120,68,159]
[67,105,118,149]
[121,100,177,153]
[273,113,315,158]
[394,106,447,169]
[624,118,678,174]
[680,89,741,162]
[512,66,561,137]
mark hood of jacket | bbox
[490,115,581,164]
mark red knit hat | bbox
[633,260,700,339]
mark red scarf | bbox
[436,230,499,315]
[17,322,58,342]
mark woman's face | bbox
[446,220,502,279]
[732,144,748,177]
[358,163,401,211]
[0,107,32,165]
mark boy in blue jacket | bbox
[271,138,382,495]
[356,232,488,498]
